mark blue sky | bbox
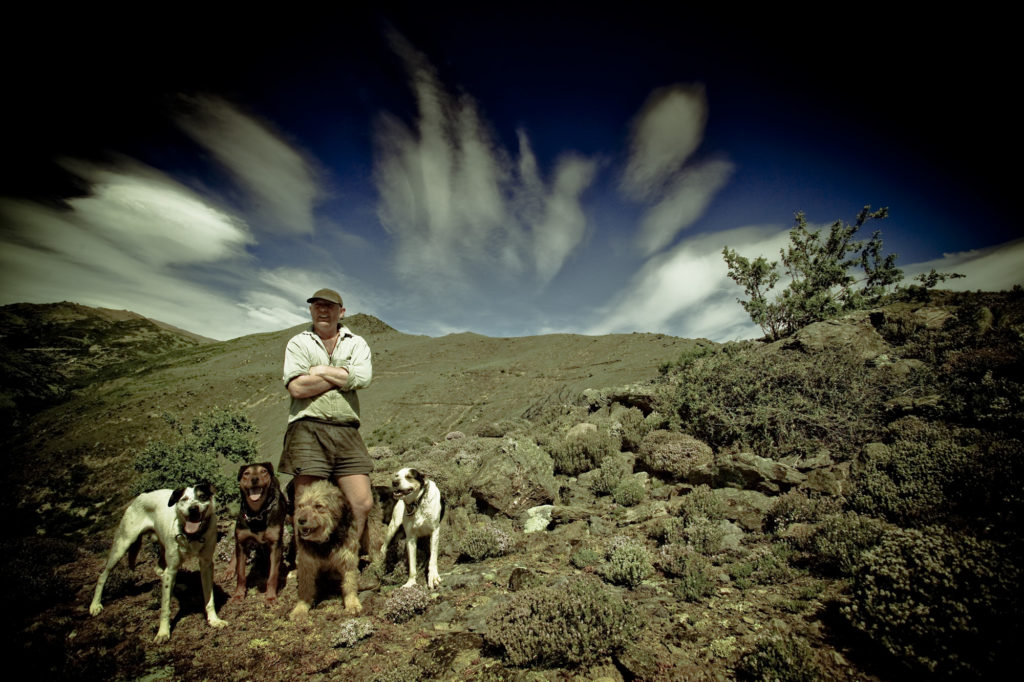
[2,7,1020,341]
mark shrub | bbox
[550,429,621,475]
[590,453,634,496]
[656,544,717,601]
[667,344,906,461]
[807,511,889,576]
[612,477,646,507]
[730,545,794,589]
[849,418,976,526]
[647,516,686,545]
[677,484,726,522]
[569,544,603,570]
[610,404,649,451]
[457,523,514,562]
[738,633,820,682]
[331,617,374,647]
[381,585,431,623]
[132,409,257,497]
[684,517,725,555]
[637,431,713,480]
[599,536,654,588]
[845,527,1020,677]
[484,574,641,667]
[764,489,842,534]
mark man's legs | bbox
[335,473,373,557]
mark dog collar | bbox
[243,490,280,523]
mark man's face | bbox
[309,299,343,330]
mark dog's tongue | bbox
[248,487,264,502]
[185,520,201,534]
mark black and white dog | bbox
[89,484,227,642]
[381,468,443,589]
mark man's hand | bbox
[310,365,350,388]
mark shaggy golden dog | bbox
[289,480,362,619]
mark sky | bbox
[2,6,1020,341]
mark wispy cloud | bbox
[620,85,734,256]
[902,239,1024,292]
[176,95,321,234]
[589,225,790,341]
[373,32,597,291]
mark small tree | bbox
[133,408,258,497]
[723,206,956,340]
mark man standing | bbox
[279,288,375,570]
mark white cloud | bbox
[621,85,708,201]
[636,158,734,256]
[177,95,320,234]
[373,32,597,292]
[901,239,1024,292]
[589,225,791,341]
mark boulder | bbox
[691,451,806,494]
[780,311,890,361]
[521,505,554,533]
[467,438,558,518]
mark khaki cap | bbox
[307,288,343,306]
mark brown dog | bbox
[289,480,362,619]
[226,462,287,603]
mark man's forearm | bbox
[287,374,334,399]
[311,364,350,388]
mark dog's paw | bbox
[427,573,442,590]
[230,588,246,600]
[208,616,228,629]
[402,578,418,588]
[89,602,103,616]
[289,602,310,621]
[154,628,171,644]
[343,596,363,615]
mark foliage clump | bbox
[381,585,432,623]
[611,476,647,507]
[845,527,1020,677]
[598,536,654,588]
[656,543,717,601]
[610,404,649,451]
[457,522,514,562]
[677,484,726,522]
[484,574,641,667]
[764,489,843,533]
[636,430,713,480]
[666,344,904,461]
[684,516,726,555]
[549,429,621,475]
[738,633,821,682]
[806,511,889,576]
[729,545,795,589]
[590,452,634,496]
[133,409,257,497]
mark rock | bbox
[803,462,851,496]
[445,430,465,440]
[712,488,772,532]
[521,505,554,533]
[780,311,890,361]
[508,567,543,591]
[691,452,806,494]
[566,422,598,439]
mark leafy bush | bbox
[610,404,649,451]
[611,476,647,507]
[807,511,889,576]
[132,409,257,497]
[457,523,514,562]
[738,633,820,682]
[381,585,431,623]
[549,429,621,475]
[845,527,1020,677]
[656,544,717,601]
[485,574,641,667]
[764,489,842,533]
[667,344,905,461]
[684,516,725,555]
[636,430,713,480]
[729,545,794,589]
[676,484,726,522]
[849,418,977,526]
[569,544,603,570]
[599,536,653,588]
[590,453,634,496]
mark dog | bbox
[225,462,287,602]
[89,483,227,642]
[289,479,362,619]
[381,467,443,589]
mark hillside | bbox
[3,293,1021,681]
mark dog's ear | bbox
[168,487,186,507]
[238,464,250,481]
[196,482,215,500]
[409,468,427,484]
[260,462,275,477]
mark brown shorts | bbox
[279,418,372,478]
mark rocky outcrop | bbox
[691,451,806,494]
